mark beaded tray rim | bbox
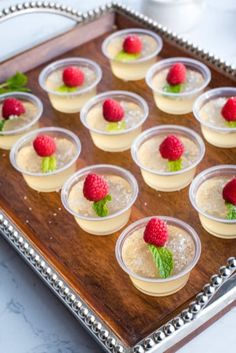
[0,2,235,353]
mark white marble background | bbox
[0,0,236,352]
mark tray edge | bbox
[0,210,126,353]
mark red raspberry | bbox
[159,135,184,161]
[103,99,124,122]
[33,135,56,157]
[221,97,236,122]
[83,174,109,202]
[2,98,25,119]
[144,217,168,247]
[123,35,142,54]
[222,178,236,205]
[62,66,84,87]
[167,63,186,85]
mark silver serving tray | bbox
[0,3,235,353]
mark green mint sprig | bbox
[0,72,30,94]
[225,121,236,128]
[163,83,184,94]
[106,120,126,132]
[0,116,19,132]
[115,50,140,62]
[41,156,57,173]
[56,85,78,93]
[93,194,112,217]
[148,244,173,279]
[168,159,183,172]
[0,120,6,132]
[226,202,236,220]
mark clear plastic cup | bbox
[189,165,236,239]
[0,92,43,150]
[10,127,81,192]
[115,216,201,296]
[38,57,102,113]
[146,57,211,114]
[80,90,149,152]
[61,164,138,236]
[193,87,236,148]
[131,125,205,192]
[102,28,163,81]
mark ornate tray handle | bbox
[0,1,85,23]
[0,211,235,353]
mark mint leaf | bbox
[0,88,10,94]
[0,87,30,93]
[49,156,57,172]
[106,120,126,132]
[7,72,28,88]
[225,121,236,128]
[0,72,30,93]
[163,83,184,94]
[148,244,173,279]
[0,120,6,132]
[42,157,50,173]
[41,156,57,173]
[56,84,78,93]
[168,159,182,172]
[93,194,112,217]
[226,202,236,220]
[115,50,140,62]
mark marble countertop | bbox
[0,1,235,352]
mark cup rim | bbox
[61,164,139,221]
[101,28,163,64]
[193,87,236,132]
[131,124,205,176]
[0,92,43,135]
[38,57,102,96]
[80,90,149,136]
[115,216,201,283]
[10,127,81,177]
[189,164,236,224]
[145,57,211,97]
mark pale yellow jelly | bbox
[198,97,236,148]
[0,102,39,150]
[107,35,158,81]
[122,225,195,296]
[45,67,97,113]
[16,138,77,192]
[86,100,144,152]
[196,177,236,238]
[152,68,205,114]
[137,135,199,191]
[68,175,133,235]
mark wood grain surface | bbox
[0,11,235,347]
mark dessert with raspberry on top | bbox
[10,127,81,192]
[0,93,43,150]
[131,125,205,191]
[190,165,236,239]
[80,91,148,152]
[61,165,138,235]
[146,57,211,114]
[39,58,102,113]
[102,29,163,81]
[193,87,236,148]
[116,216,201,296]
